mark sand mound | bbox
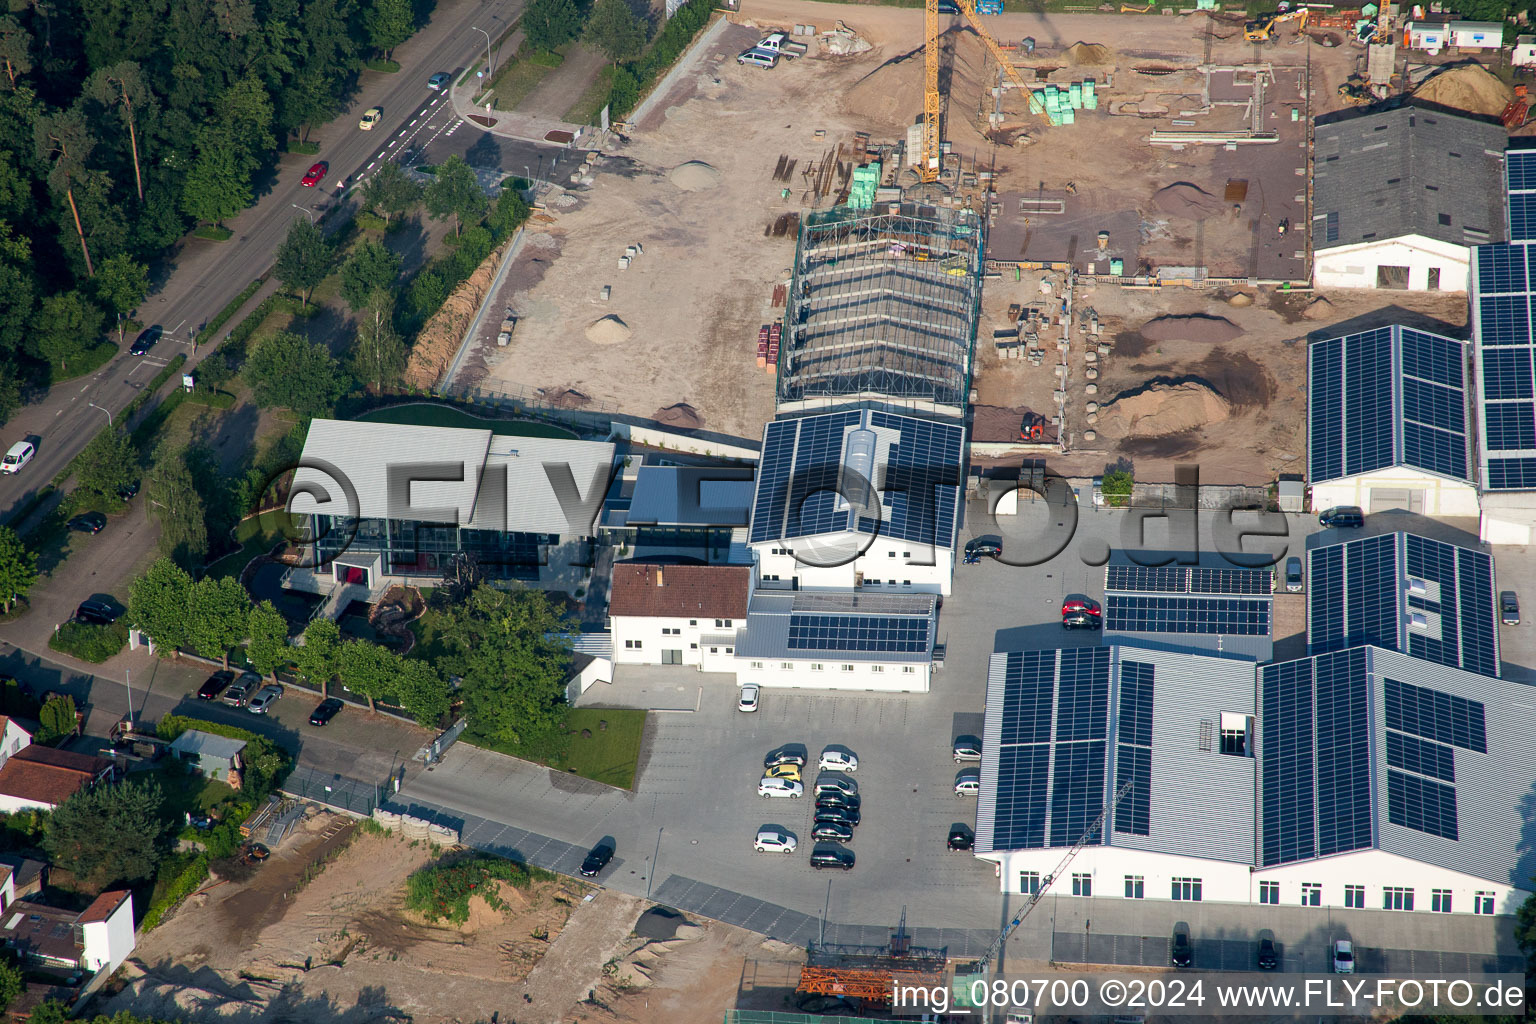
[1153,182,1225,220]
[1139,313,1244,344]
[848,27,989,129]
[654,402,704,429]
[1099,382,1231,437]
[669,160,722,191]
[585,315,632,345]
[1065,41,1112,65]
[1414,63,1512,116]
[1303,295,1335,320]
[1227,292,1255,307]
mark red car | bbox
[1062,597,1102,618]
[301,161,328,187]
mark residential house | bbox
[0,748,114,813]
[2,890,135,976]
[609,562,752,671]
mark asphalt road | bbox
[0,0,555,526]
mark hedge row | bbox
[142,854,210,931]
[203,279,264,341]
[604,0,714,121]
[47,621,128,663]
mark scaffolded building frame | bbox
[778,204,984,420]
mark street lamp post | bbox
[290,203,315,225]
[472,26,493,79]
[88,402,113,428]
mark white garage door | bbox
[1369,488,1423,513]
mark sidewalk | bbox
[449,69,590,146]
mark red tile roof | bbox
[77,890,129,924]
[608,563,750,619]
[0,760,92,808]
[12,747,111,775]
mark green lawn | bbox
[466,708,647,789]
[405,597,451,663]
[149,764,237,819]
[564,66,614,126]
[51,341,120,385]
[487,56,561,111]
[203,522,287,581]
[358,402,577,439]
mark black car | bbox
[963,537,1003,564]
[309,697,345,725]
[1171,925,1193,968]
[117,480,141,501]
[947,824,974,851]
[197,670,234,700]
[129,325,162,356]
[1063,611,1102,630]
[1501,590,1520,625]
[1256,936,1279,970]
[764,747,807,769]
[1318,505,1365,529]
[814,807,859,829]
[67,512,107,534]
[937,0,960,12]
[74,600,118,625]
[580,841,615,878]
[816,789,860,809]
[809,842,855,871]
[811,821,854,843]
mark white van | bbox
[738,49,778,68]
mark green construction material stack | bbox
[1069,81,1082,109]
[1029,89,1045,114]
[1109,257,1124,275]
[1060,107,1075,125]
[1044,85,1062,126]
[1083,78,1097,110]
[849,162,881,209]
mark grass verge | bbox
[47,621,128,663]
[51,341,119,385]
[465,708,647,789]
[194,226,234,241]
[288,140,321,155]
[203,279,264,340]
[565,65,615,125]
[365,58,402,72]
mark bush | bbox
[193,226,234,241]
[202,279,264,340]
[142,852,210,931]
[599,0,713,120]
[365,58,402,72]
[47,621,128,664]
[184,390,238,409]
[404,853,550,923]
[1101,469,1133,507]
[355,211,387,232]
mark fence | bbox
[282,764,395,816]
[425,717,468,766]
[1125,482,1275,511]
[434,379,618,425]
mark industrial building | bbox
[1471,140,1536,542]
[1306,323,1479,516]
[734,590,940,692]
[600,460,755,565]
[1312,105,1505,292]
[1102,552,1275,661]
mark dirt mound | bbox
[585,314,632,345]
[847,27,989,130]
[654,402,704,429]
[1139,313,1244,344]
[1303,295,1335,320]
[1065,41,1112,65]
[669,160,722,191]
[1099,381,1232,437]
[546,387,591,408]
[1414,63,1512,116]
[405,239,510,387]
[1153,182,1225,220]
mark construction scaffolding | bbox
[778,203,984,417]
[797,938,949,1003]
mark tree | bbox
[0,958,21,1016]
[243,331,347,416]
[296,617,342,696]
[44,779,172,888]
[188,576,252,669]
[34,110,98,277]
[274,217,332,305]
[77,428,139,499]
[423,154,486,238]
[523,0,584,52]
[435,552,484,608]
[0,526,36,613]
[361,160,422,226]
[247,600,290,684]
[86,61,150,201]
[365,0,414,56]
[585,0,645,64]
[488,186,531,237]
[440,585,571,745]
[128,557,194,655]
[31,291,103,374]
[34,694,77,745]
[395,657,449,726]
[336,638,395,712]
[0,16,33,90]
[340,239,401,311]
[182,126,251,227]
[93,253,149,343]
[349,290,406,391]
[1100,468,1133,508]
[148,453,208,567]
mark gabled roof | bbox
[169,730,247,760]
[12,747,112,776]
[609,562,751,619]
[1313,104,1505,251]
[0,748,111,808]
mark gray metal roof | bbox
[734,590,937,664]
[169,730,247,760]
[1313,104,1506,250]
[626,466,755,526]
[290,419,616,535]
[1103,630,1273,662]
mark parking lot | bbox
[390,500,1522,969]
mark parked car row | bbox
[1172,924,1355,973]
[199,670,345,724]
[755,745,860,870]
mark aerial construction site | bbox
[467,0,1476,484]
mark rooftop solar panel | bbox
[1457,550,1500,677]
[1385,730,1455,783]
[749,420,800,544]
[1401,330,1465,388]
[1188,568,1274,595]
[1314,649,1373,858]
[1345,534,1400,651]
[1485,403,1536,450]
[1508,148,1536,192]
[1310,337,1345,482]
[1478,294,1531,346]
[1488,457,1536,488]
[1106,595,1270,635]
[1476,244,1527,294]
[870,412,964,547]
[1260,659,1317,866]
[1105,565,1188,593]
[1048,740,1106,847]
[1344,328,1396,475]
[1511,193,1536,243]
[993,744,1051,848]
[1056,647,1110,742]
[786,614,930,653]
[1480,348,1533,401]
[1387,768,1459,840]
[1113,660,1154,838]
[1000,650,1055,745]
[1116,661,1155,747]
[1307,544,1347,653]
[1384,677,1487,753]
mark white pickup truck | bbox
[752,32,808,58]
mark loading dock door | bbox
[1369,488,1423,513]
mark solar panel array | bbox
[1106,596,1270,635]
[1308,326,1470,484]
[747,410,962,547]
[991,648,1119,850]
[1381,677,1486,842]
[1113,661,1154,837]
[1260,649,1374,866]
[1106,565,1271,595]
[1309,533,1500,676]
[786,614,931,653]
[1473,150,1536,489]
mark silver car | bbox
[246,684,284,714]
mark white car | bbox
[754,829,797,853]
[955,769,981,796]
[758,777,803,798]
[1,441,34,474]
[738,684,760,712]
[818,749,858,773]
[1332,939,1355,974]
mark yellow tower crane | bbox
[920,0,1046,183]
